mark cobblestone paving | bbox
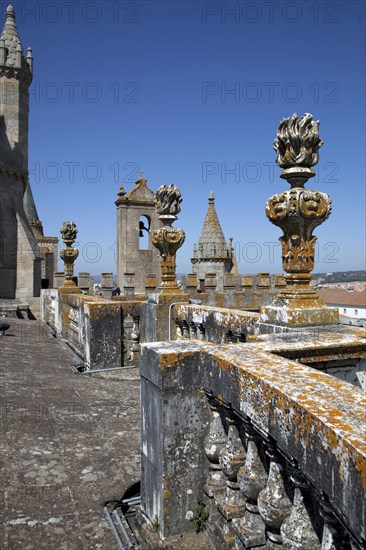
[0,319,141,549]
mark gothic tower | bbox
[191,192,236,291]
[0,4,42,302]
[115,177,161,294]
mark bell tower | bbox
[115,177,161,294]
[0,4,42,302]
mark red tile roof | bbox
[318,288,366,307]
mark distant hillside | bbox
[313,271,366,284]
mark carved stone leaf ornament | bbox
[154,184,182,218]
[274,112,323,169]
[60,221,78,244]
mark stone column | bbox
[123,273,135,299]
[100,272,113,299]
[260,113,338,327]
[78,272,91,294]
[53,272,65,289]
[140,342,208,538]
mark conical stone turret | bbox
[192,192,236,291]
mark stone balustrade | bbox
[140,339,366,549]
[175,303,260,344]
[174,303,366,390]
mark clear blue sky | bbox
[4,0,365,276]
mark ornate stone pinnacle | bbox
[59,221,79,287]
[152,185,185,294]
[261,114,338,327]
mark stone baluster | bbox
[204,391,227,494]
[216,405,246,548]
[197,323,206,340]
[181,320,189,339]
[257,436,292,547]
[281,461,321,549]
[233,417,268,549]
[175,319,183,338]
[129,315,140,360]
[204,391,227,529]
[317,492,348,550]
[124,313,134,361]
[189,321,197,339]
[225,330,235,343]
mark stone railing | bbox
[140,340,366,549]
[174,303,260,343]
[174,303,366,390]
[41,289,142,370]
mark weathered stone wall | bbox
[182,272,286,309]
[41,289,143,370]
[140,340,366,548]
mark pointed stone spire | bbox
[0,4,31,79]
[196,192,228,259]
[1,5,21,66]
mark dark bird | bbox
[0,323,10,336]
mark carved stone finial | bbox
[59,221,79,287]
[274,113,323,187]
[60,221,78,243]
[261,114,338,327]
[152,185,186,297]
[154,184,182,222]
[6,4,15,20]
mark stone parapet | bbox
[41,289,145,369]
[140,340,366,547]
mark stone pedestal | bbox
[261,275,338,327]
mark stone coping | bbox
[174,303,366,359]
[175,303,260,335]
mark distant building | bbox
[318,288,366,326]
[115,177,161,294]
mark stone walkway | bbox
[0,319,141,549]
